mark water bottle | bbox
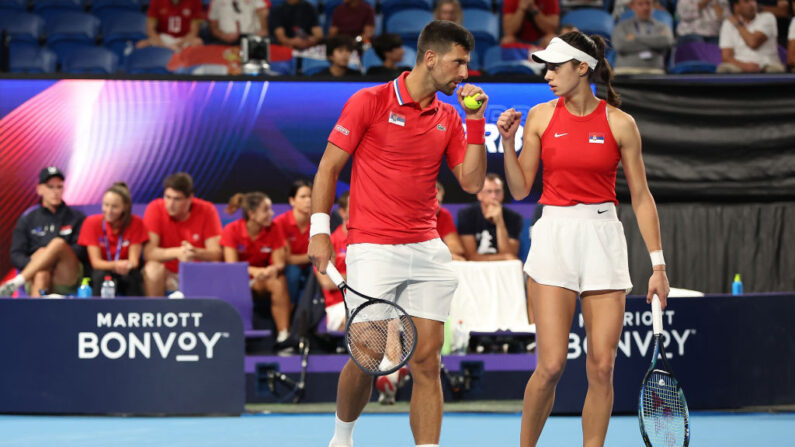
[101,275,116,299]
[732,273,743,295]
[452,320,468,355]
[77,277,92,298]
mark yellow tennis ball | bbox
[463,95,482,110]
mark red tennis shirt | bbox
[78,214,149,261]
[220,218,286,268]
[328,72,468,245]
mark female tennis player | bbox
[498,31,671,447]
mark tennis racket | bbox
[638,295,690,447]
[324,264,418,376]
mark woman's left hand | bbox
[647,270,670,309]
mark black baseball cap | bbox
[38,166,65,184]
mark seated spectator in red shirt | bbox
[314,191,350,331]
[366,33,411,76]
[142,173,223,296]
[274,179,312,305]
[313,35,362,77]
[222,191,291,342]
[78,182,148,297]
[329,0,375,43]
[434,0,463,25]
[435,181,465,261]
[502,0,560,48]
[138,0,205,51]
[270,0,323,50]
[209,0,270,44]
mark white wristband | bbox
[309,213,331,237]
[650,250,665,266]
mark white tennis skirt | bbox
[524,203,633,295]
[345,239,459,322]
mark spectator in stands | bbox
[501,0,560,48]
[77,182,147,297]
[789,17,795,71]
[457,173,524,261]
[270,0,323,50]
[222,192,291,344]
[1,167,86,297]
[138,0,204,51]
[757,0,792,46]
[436,181,466,261]
[717,0,785,72]
[274,179,312,305]
[328,0,375,43]
[367,33,411,76]
[676,0,729,43]
[612,0,674,74]
[313,35,362,77]
[208,0,270,44]
[142,173,223,297]
[314,192,350,332]
[434,0,463,25]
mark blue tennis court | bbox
[2,412,793,446]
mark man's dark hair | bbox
[289,178,312,199]
[326,35,355,59]
[372,33,404,61]
[163,172,194,197]
[416,20,474,64]
[728,0,741,11]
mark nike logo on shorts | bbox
[597,209,608,214]
[554,132,567,138]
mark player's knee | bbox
[535,358,566,386]
[409,348,441,381]
[143,261,165,280]
[33,270,51,283]
[586,356,615,385]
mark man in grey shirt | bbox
[612,0,674,74]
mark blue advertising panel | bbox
[0,298,244,415]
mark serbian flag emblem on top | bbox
[588,133,605,144]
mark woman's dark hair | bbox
[226,191,269,221]
[105,182,133,229]
[289,178,312,199]
[559,31,621,107]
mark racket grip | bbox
[652,294,662,335]
[325,264,346,288]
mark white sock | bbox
[11,274,25,288]
[329,414,356,447]
[378,357,397,372]
[276,330,289,343]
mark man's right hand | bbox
[483,200,504,224]
[307,235,334,273]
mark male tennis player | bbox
[308,20,488,447]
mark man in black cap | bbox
[0,167,86,297]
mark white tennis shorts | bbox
[345,239,459,322]
[524,203,633,295]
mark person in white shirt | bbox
[208,0,269,44]
[717,0,785,72]
[676,0,730,43]
[788,17,795,71]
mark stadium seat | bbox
[619,8,674,31]
[124,46,173,73]
[560,9,613,40]
[9,45,57,73]
[0,0,27,10]
[671,40,721,66]
[361,44,416,72]
[62,45,118,73]
[459,0,492,11]
[43,11,101,64]
[33,0,83,15]
[90,0,143,19]
[462,9,499,61]
[101,10,147,60]
[483,45,539,75]
[0,11,44,44]
[384,9,432,49]
[668,60,716,74]
[301,57,330,75]
[381,0,432,23]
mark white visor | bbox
[531,37,598,70]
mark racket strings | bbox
[641,371,687,447]
[346,302,415,374]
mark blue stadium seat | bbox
[0,0,27,10]
[384,9,432,49]
[124,46,173,73]
[33,0,84,15]
[619,8,674,31]
[381,0,432,23]
[468,46,481,70]
[462,9,498,61]
[44,11,100,64]
[560,9,613,40]
[460,0,492,10]
[91,0,143,19]
[361,45,416,72]
[668,60,716,74]
[101,10,147,60]
[0,11,44,44]
[301,58,330,75]
[62,45,119,73]
[9,45,57,73]
[483,44,537,75]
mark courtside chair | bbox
[43,11,101,65]
[560,8,614,40]
[384,8,432,50]
[101,10,147,61]
[9,45,57,72]
[123,45,173,73]
[62,45,118,73]
[179,262,271,340]
[0,11,44,45]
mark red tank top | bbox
[539,98,620,206]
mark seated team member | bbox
[1,167,86,297]
[77,182,148,296]
[328,0,375,42]
[142,173,223,296]
[314,191,350,332]
[222,191,291,343]
[137,0,204,51]
[436,181,466,261]
[366,33,411,76]
[313,35,362,77]
[457,173,523,261]
[274,179,312,305]
[208,0,269,44]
